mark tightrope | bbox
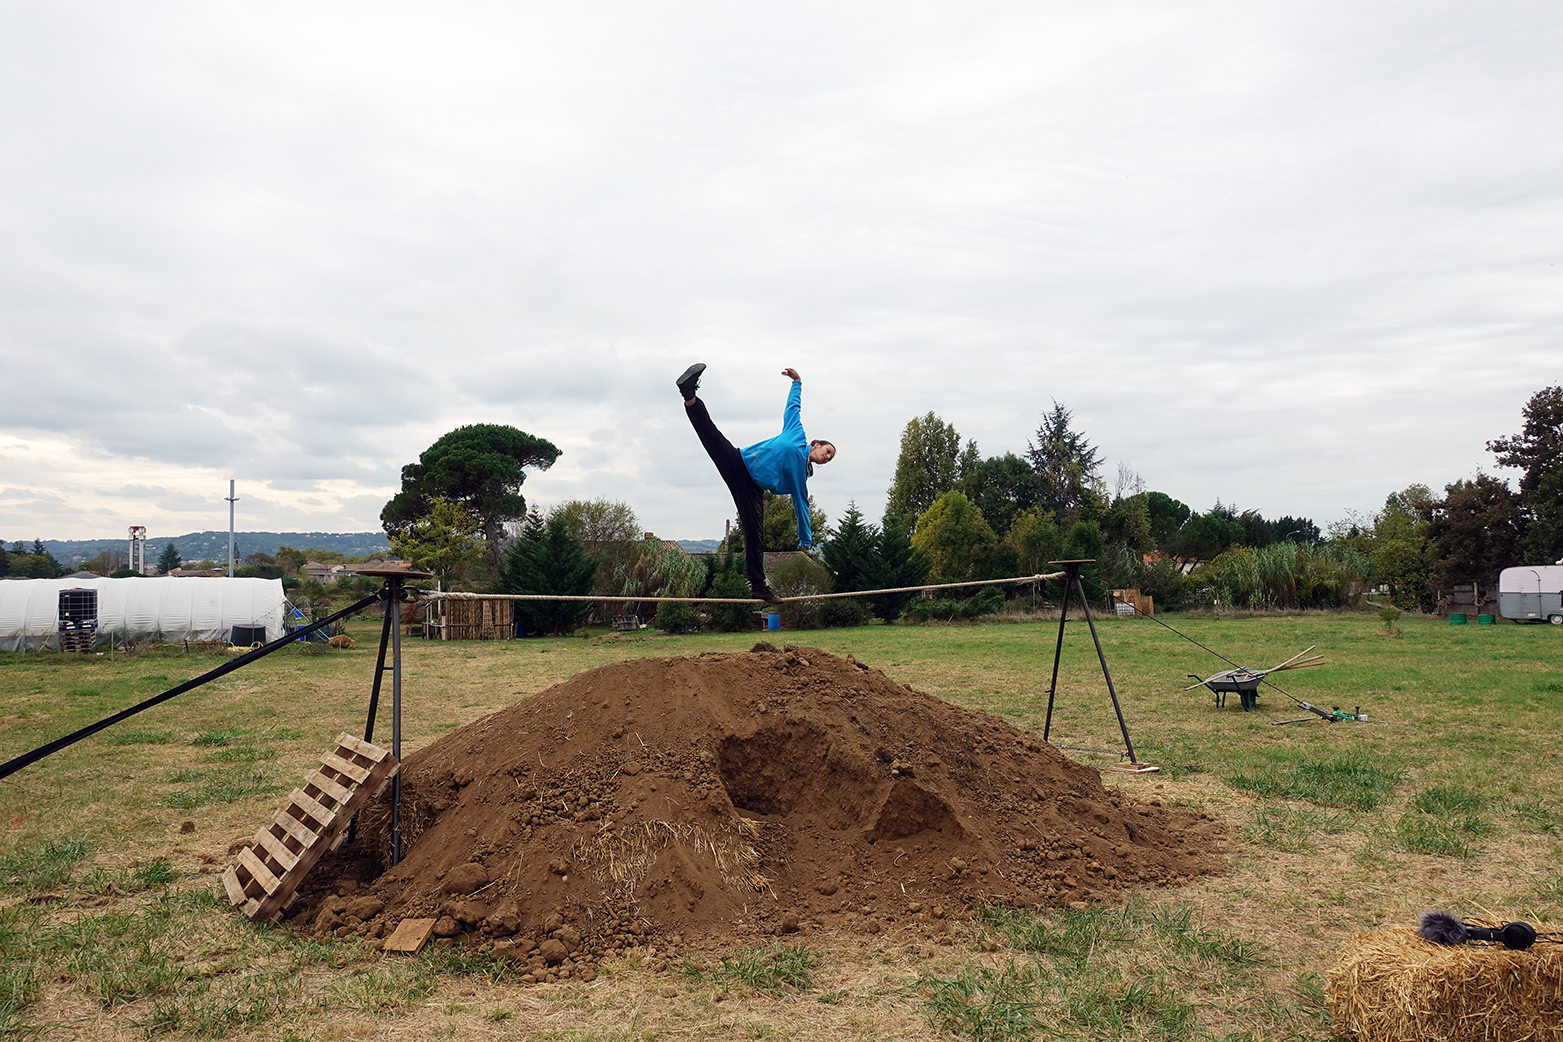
[426,572,1067,604]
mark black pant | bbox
[686,399,769,595]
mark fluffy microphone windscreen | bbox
[1417,910,1469,945]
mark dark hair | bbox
[807,440,834,477]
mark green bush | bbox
[771,554,831,629]
[967,585,1003,617]
[705,568,755,632]
[905,587,1002,623]
[654,601,702,634]
[1137,557,1189,612]
[907,598,962,623]
[818,597,871,628]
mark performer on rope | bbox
[679,363,835,603]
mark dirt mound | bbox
[307,645,1221,969]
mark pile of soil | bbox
[296,645,1222,973]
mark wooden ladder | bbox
[222,732,398,921]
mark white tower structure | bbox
[128,526,147,574]
[226,480,239,577]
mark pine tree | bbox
[1026,400,1102,517]
[821,502,877,593]
[497,512,599,635]
[157,543,182,575]
[863,512,931,623]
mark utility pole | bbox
[226,480,239,578]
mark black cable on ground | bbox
[0,592,381,782]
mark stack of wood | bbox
[1110,589,1154,617]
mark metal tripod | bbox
[1041,560,1145,767]
[350,567,433,865]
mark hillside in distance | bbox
[34,531,390,565]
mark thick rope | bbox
[425,572,1067,604]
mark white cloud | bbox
[1,2,1559,541]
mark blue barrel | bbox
[766,611,781,631]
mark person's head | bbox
[809,439,836,465]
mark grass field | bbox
[2,609,1560,1040]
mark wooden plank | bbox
[220,866,249,907]
[335,732,391,765]
[302,770,353,807]
[269,808,321,848]
[288,788,336,830]
[224,735,397,921]
[382,918,437,953]
[252,829,301,873]
[236,846,281,893]
[320,749,371,784]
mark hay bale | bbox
[1328,924,1563,1041]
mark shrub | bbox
[1138,557,1189,612]
[771,555,831,629]
[706,567,755,632]
[966,585,1003,617]
[654,601,702,634]
[907,598,962,623]
[818,597,871,628]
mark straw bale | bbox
[1328,924,1563,1042]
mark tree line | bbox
[372,386,1561,629]
[875,386,1562,612]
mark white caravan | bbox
[1498,565,1563,625]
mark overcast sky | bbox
[2,2,1558,544]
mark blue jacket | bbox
[741,381,813,549]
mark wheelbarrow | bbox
[1186,646,1324,712]
[1188,668,1267,711]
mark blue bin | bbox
[766,612,781,631]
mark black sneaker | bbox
[677,363,706,400]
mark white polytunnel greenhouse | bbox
[0,577,288,652]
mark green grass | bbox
[158,766,284,808]
[926,902,1269,1040]
[680,944,817,993]
[912,906,1244,1042]
[190,729,245,747]
[918,960,1047,1041]
[1,611,1562,1040]
[1242,805,1352,852]
[102,730,176,746]
[1413,785,1485,815]
[0,838,89,892]
[1226,753,1406,810]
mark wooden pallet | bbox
[222,732,398,921]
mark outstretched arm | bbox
[782,368,800,382]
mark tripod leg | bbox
[1043,578,1072,742]
[348,590,395,845]
[1075,578,1139,764]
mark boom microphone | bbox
[1418,910,1537,950]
